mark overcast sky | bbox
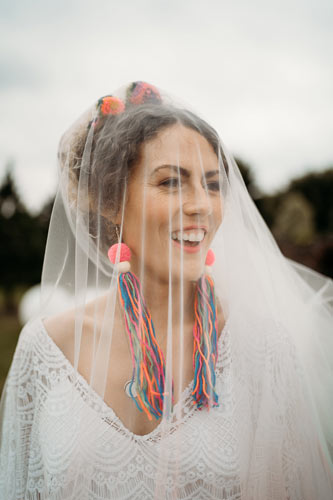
[1,0,332,212]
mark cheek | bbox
[144,196,173,231]
[213,196,224,226]
[123,197,170,249]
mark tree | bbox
[234,157,263,200]
[272,192,316,245]
[0,167,49,312]
[287,168,333,235]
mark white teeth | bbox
[171,229,205,242]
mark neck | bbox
[136,270,197,344]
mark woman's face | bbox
[120,123,224,284]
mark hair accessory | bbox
[107,243,219,418]
[115,224,121,242]
[108,243,170,420]
[192,274,219,409]
[88,83,162,130]
[88,95,125,129]
[108,243,131,273]
[127,81,162,105]
[98,95,125,116]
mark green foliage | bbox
[0,167,52,310]
[255,194,284,228]
[235,157,262,200]
[0,312,21,396]
[253,167,333,238]
[288,169,333,235]
[235,160,333,277]
[272,192,316,245]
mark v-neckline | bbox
[38,317,229,441]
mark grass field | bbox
[0,288,28,397]
[0,313,21,397]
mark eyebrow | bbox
[152,164,220,179]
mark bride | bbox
[0,81,332,499]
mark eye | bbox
[159,178,181,188]
[206,181,221,192]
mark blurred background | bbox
[1,0,332,396]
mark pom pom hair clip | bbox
[127,81,162,105]
[88,81,162,130]
[88,95,125,129]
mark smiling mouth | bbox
[171,229,206,247]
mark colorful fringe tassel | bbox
[117,271,219,420]
[192,275,219,409]
[118,272,171,420]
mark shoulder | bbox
[43,309,97,368]
[11,317,48,360]
[43,292,111,348]
[42,295,112,370]
[43,310,77,362]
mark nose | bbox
[182,183,212,216]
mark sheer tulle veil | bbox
[0,81,332,499]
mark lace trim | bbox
[37,317,230,442]
[0,317,244,499]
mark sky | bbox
[0,0,332,212]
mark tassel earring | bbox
[108,241,219,418]
[108,242,169,421]
[192,249,219,409]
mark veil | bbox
[0,81,332,499]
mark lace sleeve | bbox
[0,322,40,499]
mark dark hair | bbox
[67,103,228,251]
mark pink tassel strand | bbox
[118,272,172,420]
[109,244,219,418]
[192,274,219,409]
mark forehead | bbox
[138,124,218,174]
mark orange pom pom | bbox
[100,96,125,116]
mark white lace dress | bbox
[0,319,241,500]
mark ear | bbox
[99,204,122,225]
[99,184,127,226]
[112,208,122,226]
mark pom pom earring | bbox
[108,242,169,421]
[108,243,131,273]
[107,242,219,418]
[205,248,215,274]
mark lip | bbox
[172,239,204,253]
[171,225,207,254]
[174,225,208,232]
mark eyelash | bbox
[160,179,220,191]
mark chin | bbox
[172,262,205,284]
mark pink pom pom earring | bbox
[108,240,219,418]
[108,239,170,421]
[205,248,215,273]
[108,243,131,274]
